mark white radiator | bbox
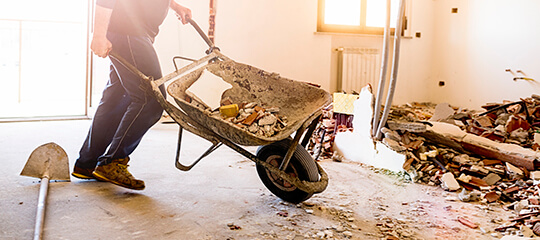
[336,47,381,94]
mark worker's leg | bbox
[97,32,165,166]
[73,64,130,174]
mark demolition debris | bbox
[383,95,540,237]
[309,94,540,238]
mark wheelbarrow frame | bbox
[109,19,329,195]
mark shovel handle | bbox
[34,177,49,240]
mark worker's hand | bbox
[90,35,112,58]
[171,2,192,24]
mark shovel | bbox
[20,142,70,240]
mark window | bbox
[317,0,409,35]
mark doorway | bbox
[0,0,89,120]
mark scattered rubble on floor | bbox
[308,94,540,238]
[211,97,288,138]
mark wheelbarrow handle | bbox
[186,18,214,49]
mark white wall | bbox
[155,0,540,111]
[156,0,333,90]
[155,0,436,105]
[431,0,540,110]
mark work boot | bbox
[92,157,145,190]
[72,166,96,180]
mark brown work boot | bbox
[92,157,145,190]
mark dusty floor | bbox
[0,120,514,239]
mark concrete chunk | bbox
[430,103,455,121]
[387,121,427,133]
[483,173,502,186]
[441,172,460,191]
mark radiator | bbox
[336,47,381,94]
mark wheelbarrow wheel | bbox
[256,139,319,204]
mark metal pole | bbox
[34,177,49,240]
[208,0,217,43]
[336,48,344,92]
[375,0,405,140]
[372,0,392,136]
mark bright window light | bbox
[318,0,409,34]
[324,0,361,26]
[366,0,399,28]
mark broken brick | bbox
[506,115,530,132]
[220,97,233,106]
[241,112,258,126]
[254,105,264,112]
[482,159,502,166]
[504,186,520,194]
[474,115,493,128]
[457,216,478,229]
[402,157,414,171]
[484,191,500,203]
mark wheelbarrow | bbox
[110,19,332,203]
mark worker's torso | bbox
[109,0,170,40]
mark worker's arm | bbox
[91,2,114,58]
[170,1,192,25]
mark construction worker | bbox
[72,0,192,190]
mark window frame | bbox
[317,0,409,36]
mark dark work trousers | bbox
[75,32,165,169]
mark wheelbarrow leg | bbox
[279,113,322,171]
[175,126,223,171]
[300,115,321,148]
[279,124,309,171]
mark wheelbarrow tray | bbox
[167,59,332,146]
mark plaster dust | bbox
[1,120,513,240]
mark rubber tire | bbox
[256,139,319,203]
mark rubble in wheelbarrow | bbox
[210,97,289,138]
[375,94,540,237]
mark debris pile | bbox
[307,107,336,160]
[423,95,540,148]
[211,97,288,138]
[307,106,355,161]
[378,95,540,237]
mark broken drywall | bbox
[333,86,406,173]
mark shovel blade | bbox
[21,142,70,181]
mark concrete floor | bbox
[0,120,513,239]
